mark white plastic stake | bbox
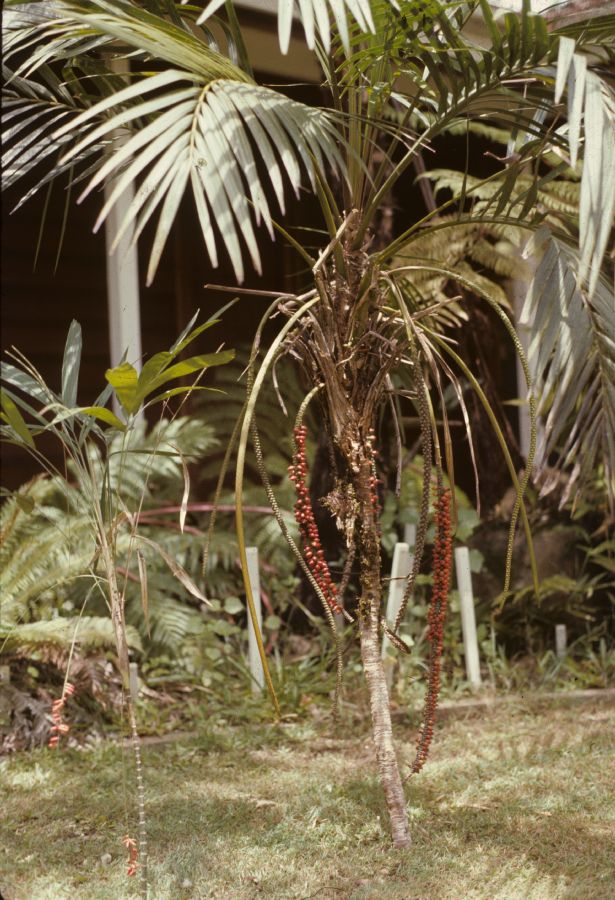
[246,546,265,693]
[382,543,412,688]
[454,546,482,688]
[403,523,417,548]
[555,624,567,659]
[129,661,139,704]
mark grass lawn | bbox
[2,696,614,899]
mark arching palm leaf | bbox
[197,0,387,55]
[3,0,346,283]
[519,231,615,505]
[54,71,344,283]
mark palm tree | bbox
[3,0,614,849]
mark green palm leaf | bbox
[4,0,346,285]
[197,0,385,54]
[555,39,615,297]
[519,230,615,504]
[50,71,343,283]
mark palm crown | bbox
[3,0,614,501]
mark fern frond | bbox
[1,615,142,653]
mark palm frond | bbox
[197,0,389,55]
[2,0,346,282]
[555,38,615,297]
[365,0,614,281]
[519,230,615,505]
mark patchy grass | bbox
[2,698,614,899]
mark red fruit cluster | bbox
[289,425,342,614]
[411,486,452,774]
[122,835,138,877]
[48,682,75,749]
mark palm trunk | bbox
[354,455,411,849]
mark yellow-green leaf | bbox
[1,389,35,448]
[105,362,140,414]
[81,406,127,431]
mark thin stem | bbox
[127,698,148,899]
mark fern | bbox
[0,478,95,626]
[1,616,142,654]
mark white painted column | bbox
[103,58,142,410]
[454,546,482,688]
[246,547,265,693]
[104,181,142,371]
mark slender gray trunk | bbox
[354,454,411,849]
[359,611,411,848]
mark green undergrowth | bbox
[2,699,614,899]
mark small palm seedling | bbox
[1,313,233,896]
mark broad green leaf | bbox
[171,316,217,355]
[137,352,173,395]
[105,361,139,414]
[144,349,236,396]
[81,405,127,430]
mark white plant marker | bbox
[555,624,568,659]
[246,546,265,693]
[382,543,412,688]
[403,523,417,548]
[454,546,482,688]
[129,661,139,704]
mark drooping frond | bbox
[554,37,615,297]
[2,0,346,283]
[519,230,615,506]
[361,0,615,285]
[196,0,391,55]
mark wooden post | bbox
[454,546,482,688]
[246,546,265,693]
[382,543,412,688]
[555,624,567,659]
